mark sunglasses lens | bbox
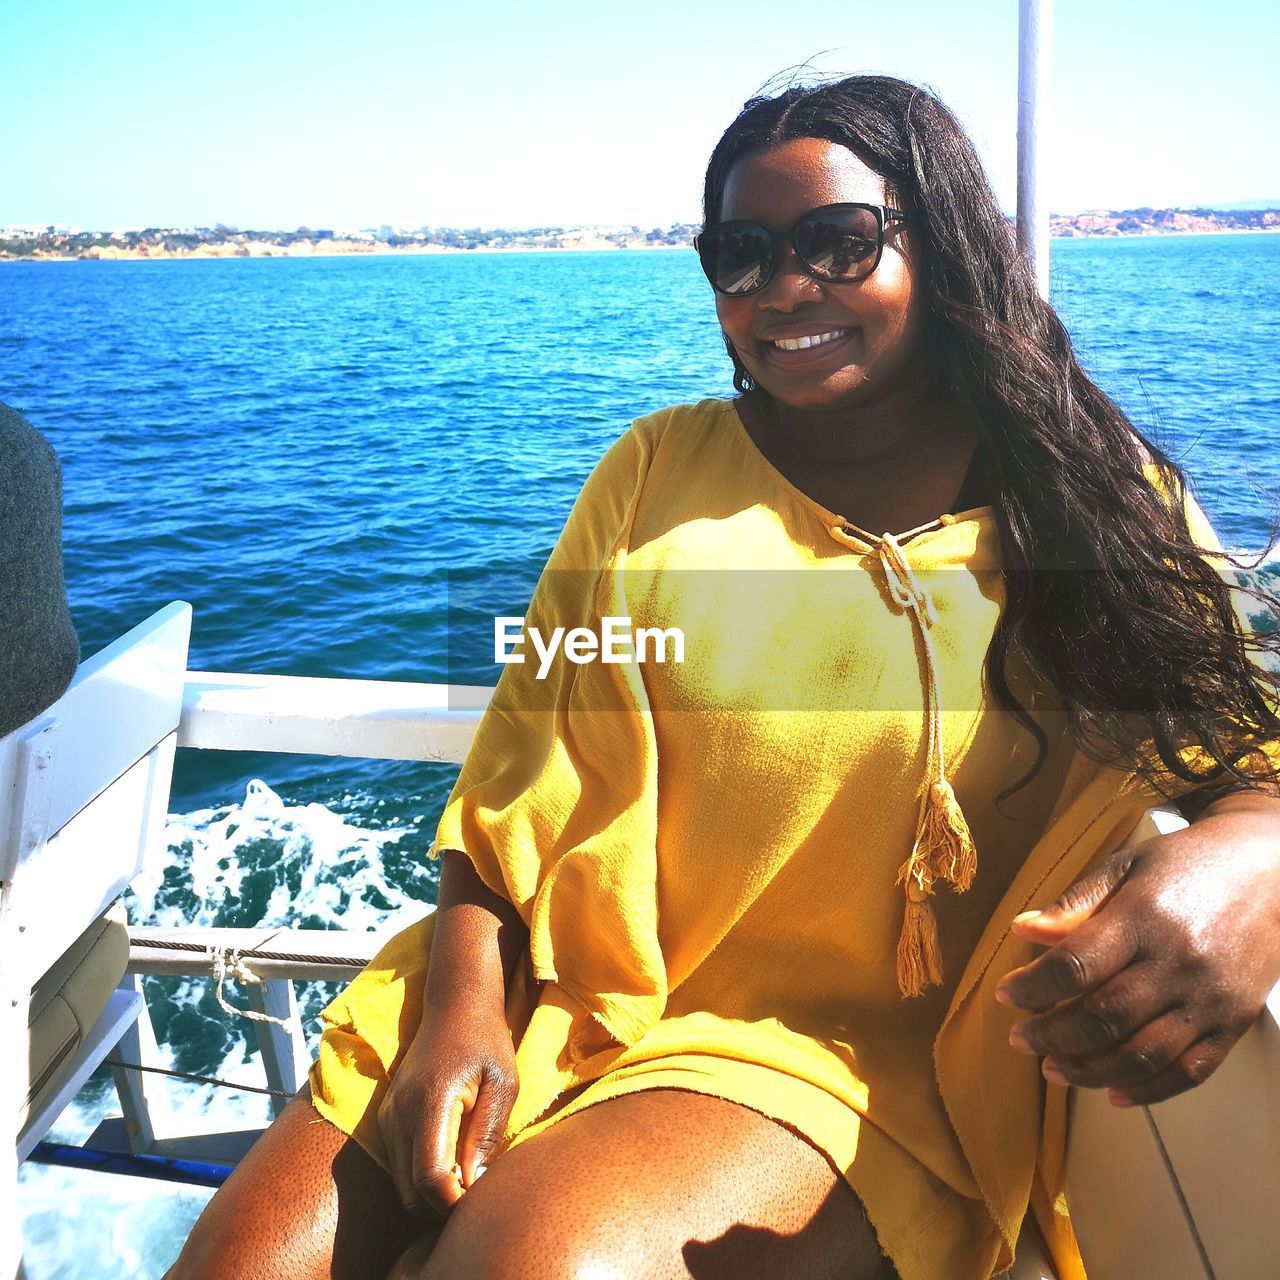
[795,206,882,279]
[703,224,774,295]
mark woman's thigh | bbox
[164,1085,431,1280]
[395,1088,898,1280]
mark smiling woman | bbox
[165,73,1280,1280]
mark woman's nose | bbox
[757,243,825,309]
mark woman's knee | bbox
[402,1090,898,1280]
[408,1180,653,1280]
[405,1194,897,1280]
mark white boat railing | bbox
[179,670,492,761]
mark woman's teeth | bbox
[770,329,848,351]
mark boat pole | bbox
[1017,0,1053,298]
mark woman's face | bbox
[714,137,929,413]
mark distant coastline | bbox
[3,208,1278,261]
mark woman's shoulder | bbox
[627,397,737,455]
[580,398,736,496]
[555,399,737,563]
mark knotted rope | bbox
[210,945,301,1036]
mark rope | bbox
[878,531,948,799]
[878,531,940,627]
[104,1058,293,1100]
[210,946,302,1036]
[130,935,372,970]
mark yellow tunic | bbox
[309,398,1236,1280]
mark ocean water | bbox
[2,233,1279,1275]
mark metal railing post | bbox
[246,979,309,1116]
[108,974,160,1152]
[1017,0,1054,298]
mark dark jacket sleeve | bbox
[0,403,80,738]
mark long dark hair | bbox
[703,74,1280,802]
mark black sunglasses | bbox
[694,203,910,297]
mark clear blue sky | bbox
[2,0,1276,231]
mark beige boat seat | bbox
[21,906,130,1136]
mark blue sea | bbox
[3,234,1279,1276]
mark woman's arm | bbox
[377,850,530,1215]
[425,848,528,1017]
[995,790,1280,1105]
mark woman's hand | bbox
[995,791,1280,1106]
[377,849,528,1217]
[377,988,518,1217]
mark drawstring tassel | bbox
[918,778,977,891]
[896,879,944,998]
[894,780,977,997]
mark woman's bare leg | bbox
[390,1088,898,1280]
[164,1085,432,1280]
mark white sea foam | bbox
[131,777,433,932]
